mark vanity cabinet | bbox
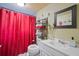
[37,40,68,56]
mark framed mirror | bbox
[54,5,77,28]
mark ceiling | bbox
[24,3,49,12]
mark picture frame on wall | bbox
[54,5,77,28]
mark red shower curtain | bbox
[0,8,36,56]
[29,16,36,44]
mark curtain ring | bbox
[6,11,8,13]
[6,10,9,13]
[14,12,16,15]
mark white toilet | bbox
[27,44,40,56]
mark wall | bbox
[36,3,79,44]
[0,3,36,16]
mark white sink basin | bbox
[42,39,77,48]
[49,41,72,49]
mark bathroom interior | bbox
[0,3,79,56]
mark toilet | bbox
[27,44,40,56]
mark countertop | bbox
[39,40,79,56]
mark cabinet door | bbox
[40,50,48,56]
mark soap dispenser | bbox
[69,37,77,47]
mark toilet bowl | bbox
[27,44,40,56]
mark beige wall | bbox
[36,3,79,44]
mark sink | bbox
[43,39,77,48]
[49,40,65,48]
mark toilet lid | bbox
[28,44,40,56]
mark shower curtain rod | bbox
[0,7,36,17]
